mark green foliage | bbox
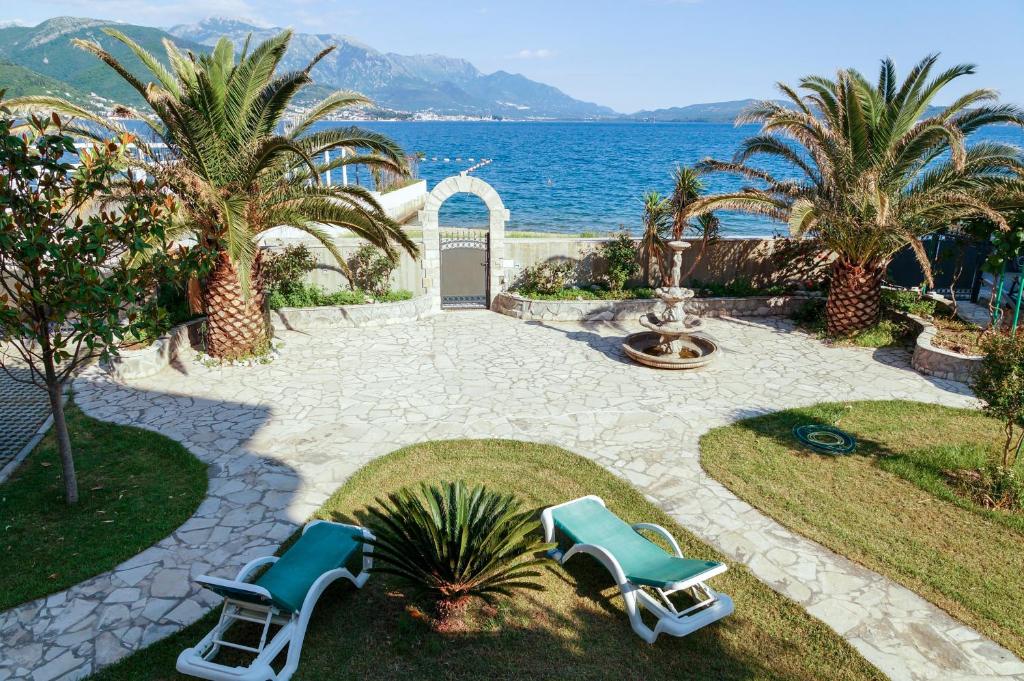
[640,191,671,285]
[792,297,912,347]
[264,245,319,297]
[365,480,551,618]
[514,286,656,301]
[688,278,790,297]
[974,333,1024,468]
[268,283,412,309]
[881,289,939,317]
[599,231,640,293]
[348,244,398,298]
[516,260,576,295]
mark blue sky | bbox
[2,0,1022,112]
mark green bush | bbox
[516,260,576,295]
[264,245,318,296]
[348,244,398,298]
[365,481,552,623]
[882,289,938,317]
[598,231,640,293]
[516,286,655,301]
[974,333,1024,469]
[268,282,411,309]
[688,278,790,297]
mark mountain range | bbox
[0,16,615,118]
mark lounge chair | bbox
[541,496,733,643]
[176,520,374,681]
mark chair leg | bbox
[620,583,658,644]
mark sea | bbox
[330,120,1024,237]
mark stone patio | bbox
[1,312,1021,681]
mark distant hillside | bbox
[168,17,614,118]
[0,17,210,108]
[0,61,93,103]
[627,98,949,124]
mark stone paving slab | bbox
[0,312,1021,681]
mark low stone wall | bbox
[494,291,816,322]
[908,314,983,383]
[106,319,203,382]
[270,295,434,333]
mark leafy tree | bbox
[639,191,670,286]
[10,30,417,359]
[974,333,1024,470]
[691,55,1024,336]
[600,231,640,293]
[365,480,552,624]
[0,103,184,504]
[347,243,397,298]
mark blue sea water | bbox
[333,120,1024,237]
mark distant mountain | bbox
[168,17,613,118]
[0,17,209,108]
[0,61,92,102]
[625,99,790,124]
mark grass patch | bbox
[701,401,1024,657]
[791,297,915,348]
[0,401,207,611]
[268,283,413,310]
[92,440,881,681]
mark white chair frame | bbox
[541,495,734,643]
[176,520,374,681]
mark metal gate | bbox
[886,231,991,302]
[440,229,489,309]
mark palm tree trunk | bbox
[203,251,268,359]
[825,259,884,336]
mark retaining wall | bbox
[106,319,204,382]
[270,295,434,333]
[908,314,983,383]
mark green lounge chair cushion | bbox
[551,499,721,589]
[255,522,361,613]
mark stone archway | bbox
[418,174,510,311]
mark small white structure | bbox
[418,174,511,311]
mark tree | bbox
[10,30,417,359]
[639,191,670,286]
[668,165,720,281]
[0,103,183,504]
[690,55,1024,336]
[974,333,1024,469]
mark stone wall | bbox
[494,291,817,322]
[106,319,204,382]
[270,295,434,333]
[908,314,983,383]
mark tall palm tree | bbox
[639,190,671,285]
[690,55,1024,336]
[11,30,417,358]
[669,165,720,281]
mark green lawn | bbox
[0,402,207,610]
[92,439,881,681]
[701,401,1024,658]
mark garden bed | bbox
[0,401,207,611]
[107,319,204,382]
[91,439,881,681]
[495,290,817,322]
[270,293,432,332]
[701,401,1024,658]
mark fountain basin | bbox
[622,331,719,370]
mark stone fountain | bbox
[623,240,719,369]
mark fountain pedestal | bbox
[623,241,719,369]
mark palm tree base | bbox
[825,260,883,336]
[204,252,269,360]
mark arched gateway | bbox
[418,174,511,311]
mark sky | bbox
[1,0,1022,112]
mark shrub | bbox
[264,245,317,296]
[882,289,938,317]
[516,260,576,295]
[348,244,398,298]
[268,283,412,309]
[599,231,640,293]
[365,480,552,624]
[974,333,1024,469]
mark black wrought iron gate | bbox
[440,229,489,309]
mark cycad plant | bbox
[365,480,552,623]
[691,55,1024,336]
[11,30,417,359]
[669,165,720,281]
[639,191,671,285]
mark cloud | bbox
[513,48,554,59]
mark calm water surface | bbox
[331,121,1024,237]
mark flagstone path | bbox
[1,312,1021,681]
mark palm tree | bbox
[10,30,417,359]
[639,191,671,285]
[669,165,720,281]
[690,55,1024,336]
